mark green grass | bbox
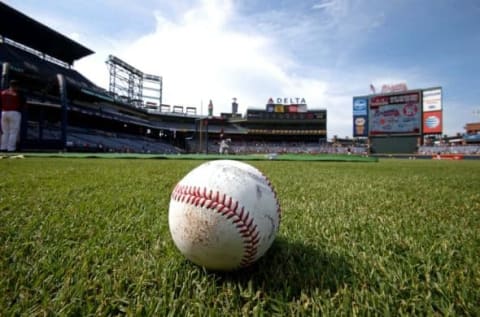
[1,158,479,316]
[21,152,378,162]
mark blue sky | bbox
[4,0,480,138]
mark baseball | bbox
[168,160,281,271]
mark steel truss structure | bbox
[107,55,162,110]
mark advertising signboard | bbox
[266,97,307,112]
[423,111,442,134]
[353,115,368,137]
[287,105,298,112]
[369,92,421,135]
[353,97,368,137]
[353,97,368,116]
[422,88,442,112]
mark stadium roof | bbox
[0,2,94,65]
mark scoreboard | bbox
[369,91,421,135]
[246,109,326,121]
[353,87,443,137]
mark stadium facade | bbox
[0,2,328,155]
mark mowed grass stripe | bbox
[0,158,479,316]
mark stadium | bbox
[1,3,479,316]
[0,2,336,159]
[2,3,479,158]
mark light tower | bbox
[232,97,238,114]
[106,55,162,110]
[208,100,213,117]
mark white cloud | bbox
[71,0,377,139]
[73,0,467,138]
[76,0,343,133]
[312,1,336,10]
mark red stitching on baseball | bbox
[172,184,260,267]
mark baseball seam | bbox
[172,184,261,267]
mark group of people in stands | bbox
[417,145,480,155]
[211,140,368,155]
[0,79,26,152]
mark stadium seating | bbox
[199,140,368,155]
[418,145,480,155]
[65,127,182,154]
[25,121,182,154]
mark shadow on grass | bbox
[216,236,353,299]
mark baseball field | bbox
[1,156,479,315]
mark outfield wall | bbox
[370,136,418,154]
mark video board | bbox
[369,91,421,135]
[246,109,326,121]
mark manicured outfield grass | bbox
[1,158,479,316]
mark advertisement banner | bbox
[298,104,307,112]
[369,92,421,135]
[353,115,368,137]
[288,105,298,112]
[353,97,368,116]
[423,111,442,134]
[380,83,408,93]
[422,88,442,112]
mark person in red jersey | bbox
[0,80,26,152]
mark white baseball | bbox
[168,160,281,271]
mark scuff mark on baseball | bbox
[168,160,281,271]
